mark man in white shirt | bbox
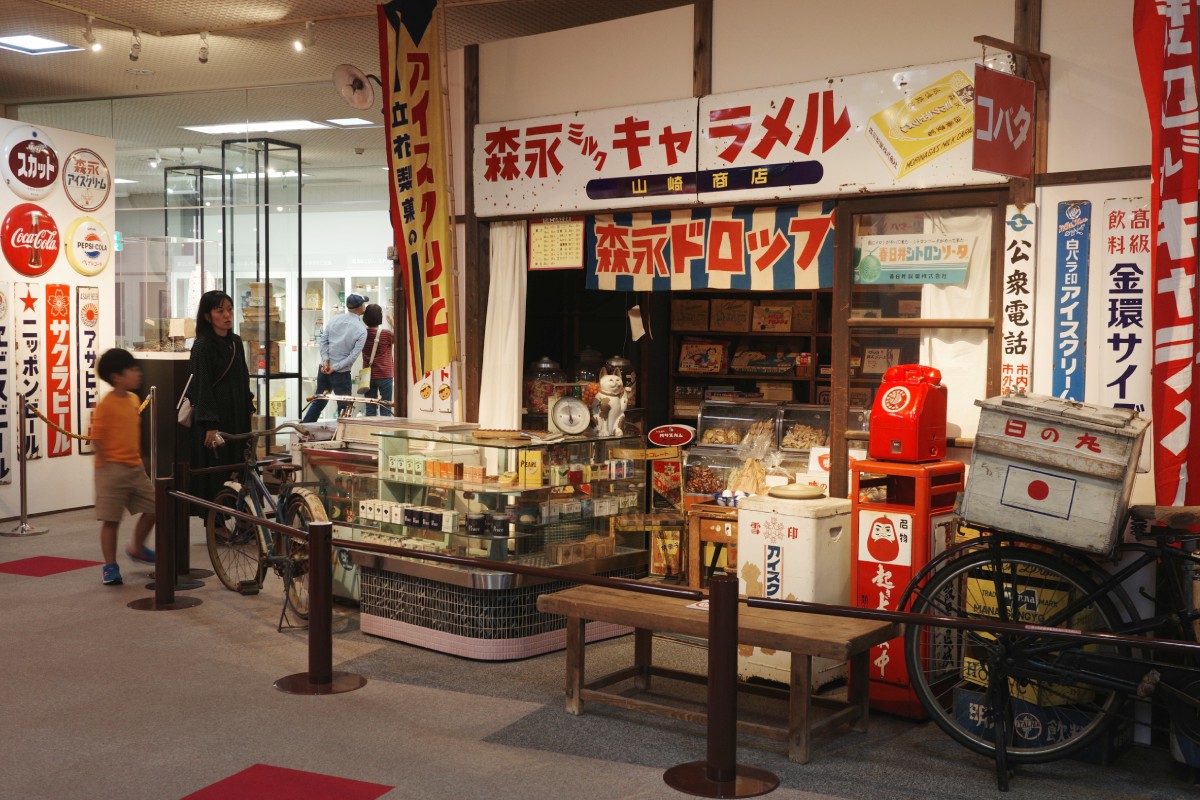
[302,293,368,422]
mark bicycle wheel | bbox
[205,485,266,592]
[279,488,327,620]
[904,545,1127,763]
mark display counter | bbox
[304,426,650,659]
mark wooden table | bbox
[686,502,738,588]
[537,584,899,763]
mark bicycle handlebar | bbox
[303,392,391,408]
[213,422,311,443]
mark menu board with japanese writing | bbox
[529,216,585,270]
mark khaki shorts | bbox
[95,462,155,522]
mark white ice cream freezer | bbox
[737,494,852,688]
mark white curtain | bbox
[919,208,993,438]
[478,221,527,429]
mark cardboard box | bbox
[897,299,922,318]
[244,340,281,373]
[710,299,752,331]
[679,342,726,373]
[862,347,902,375]
[791,299,815,332]
[240,319,286,341]
[756,381,794,402]
[730,351,797,374]
[816,385,873,408]
[751,304,792,332]
[671,298,710,331]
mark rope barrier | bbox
[20,393,152,442]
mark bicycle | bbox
[897,505,1200,781]
[203,422,327,627]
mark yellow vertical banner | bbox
[378,0,457,380]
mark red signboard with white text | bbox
[972,66,1035,179]
[1134,0,1200,505]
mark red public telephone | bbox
[868,364,947,462]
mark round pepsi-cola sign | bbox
[647,424,695,448]
[2,202,59,277]
[3,125,59,201]
[65,216,112,276]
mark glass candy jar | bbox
[524,355,565,414]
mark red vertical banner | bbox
[378,0,457,381]
[1134,0,1200,505]
[44,284,72,457]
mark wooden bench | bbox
[536,584,899,763]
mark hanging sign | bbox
[44,284,72,458]
[972,65,1035,179]
[1134,0,1200,505]
[76,286,99,455]
[586,202,834,291]
[1001,205,1036,394]
[0,282,10,483]
[1051,201,1091,401]
[379,0,458,380]
[14,282,43,459]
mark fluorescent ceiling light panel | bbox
[0,34,82,54]
[326,118,376,127]
[181,119,330,135]
[113,178,137,184]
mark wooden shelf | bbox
[672,329,818,337]
[673,371,811,382]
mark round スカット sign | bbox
[65,216,113,276]
[62,148,111,211]
[3,125,59,201]
[2,202,60,277]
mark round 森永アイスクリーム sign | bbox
[3,125,59,201]
[61,148,111,212]
[65,216,113,276]
[2,202,60,277]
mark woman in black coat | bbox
[187,289,254,513]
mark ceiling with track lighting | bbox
[1,0,692,200]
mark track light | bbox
[128,30,141,61]
[149,151,160,169]
[83,16,101,52]
[294,21,314,52]
[198,31,209,64]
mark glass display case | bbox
[351,429,649,659]
[114,235,219,352]
[223,137,302,445]
[695,400,780,450]
[778,404,871,455]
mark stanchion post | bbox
[308,521,333,684]
[663,573,778,798]
[153,476,175,605]
[2,393,47,537]
[171,460,213,580]
[128,476,201,611]
[275,521,366,695]
[148,386,157,483]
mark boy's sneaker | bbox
[102,563,122,586]
[126,546,155,565]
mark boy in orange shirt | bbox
[91,348,155,586]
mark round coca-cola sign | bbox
[2,203,60,277]
[3,125,59,201]
[647,424,695,448]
